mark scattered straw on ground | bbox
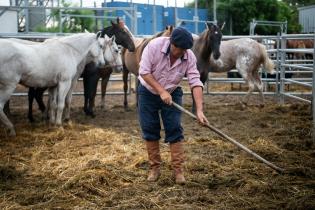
[0,94,314,209]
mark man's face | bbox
[170,44,187,59]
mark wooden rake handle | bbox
[172,102,284,173]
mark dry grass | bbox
[0,88,314,209]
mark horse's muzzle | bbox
[213,52,221,60]
[113,65,123,73]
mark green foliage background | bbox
[188,0,314,35]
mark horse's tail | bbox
[258,43,275,74]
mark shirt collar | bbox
[161,38,188,60]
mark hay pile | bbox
[0,95,314,209]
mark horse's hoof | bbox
[259,104,265,108]
[124,107,132,112]
[8,129,16,137]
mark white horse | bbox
[208,38,275,106]
[103,35,123,72]
[7,34,122,124]
[0,32,105,136]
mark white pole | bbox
[175,0,178,26]
[213,0,217,23]
[153,0,156,34]
[312,33,315,144]
[194,0,198,33]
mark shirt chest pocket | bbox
[173,71,186,84]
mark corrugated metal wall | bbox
[104,1,208,35]
[298,5,315,33]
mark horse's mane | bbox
[56,33,97,54]
[138,27,173,58]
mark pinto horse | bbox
[209,38,275,106]
[0,33,105,136]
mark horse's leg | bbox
[28,87,36,123]
[4,100,10,116]
[252,70,265,107]
[83,89,89,115]
[192,68,208,113]
[123,67,129,110]
[89,73,100,118]
[36,88,46,115]
[55,81,72,125]
[101,68,112,110]
[243,78,255,106]
[64,76,80,122]
[82,70,90,116]
[236,58,256,107]
[0,87,17,136]
[48,87,57,124]
[135,78,139,107]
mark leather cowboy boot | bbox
[146,141,161,182]
[170,141,186,184]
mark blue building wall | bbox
[164,7,208,34]
[104,1,208,35]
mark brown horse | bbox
[287,39,307,60]
[100,23,222,110]
[122,23,222,110]
[99,25,174,109]
[300,39,314,60]
[192,23,222,84]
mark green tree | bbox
[36,0,95,33]
[187,0,303,35]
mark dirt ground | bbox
[0,82,314,209]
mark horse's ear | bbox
[116,17,120,24]
[104,34,110,42]
[96,31,101,38]
[111,35,116,43]
[220,22,226,30]
[165,26,168,30]
[206,22,214,30]
[84,29,90,33]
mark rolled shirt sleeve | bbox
[186,51,204,89]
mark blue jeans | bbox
[138,83,183,143]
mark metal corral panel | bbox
[167,7,208,34]
[298,5,315,33]
[29,7,46,31]
[0,0,18,33]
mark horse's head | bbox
[89,31,106,67]
[206,22,222,60]
[103,35,123,72]
[101,17,135,52]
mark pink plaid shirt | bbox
[138,37,203,94]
